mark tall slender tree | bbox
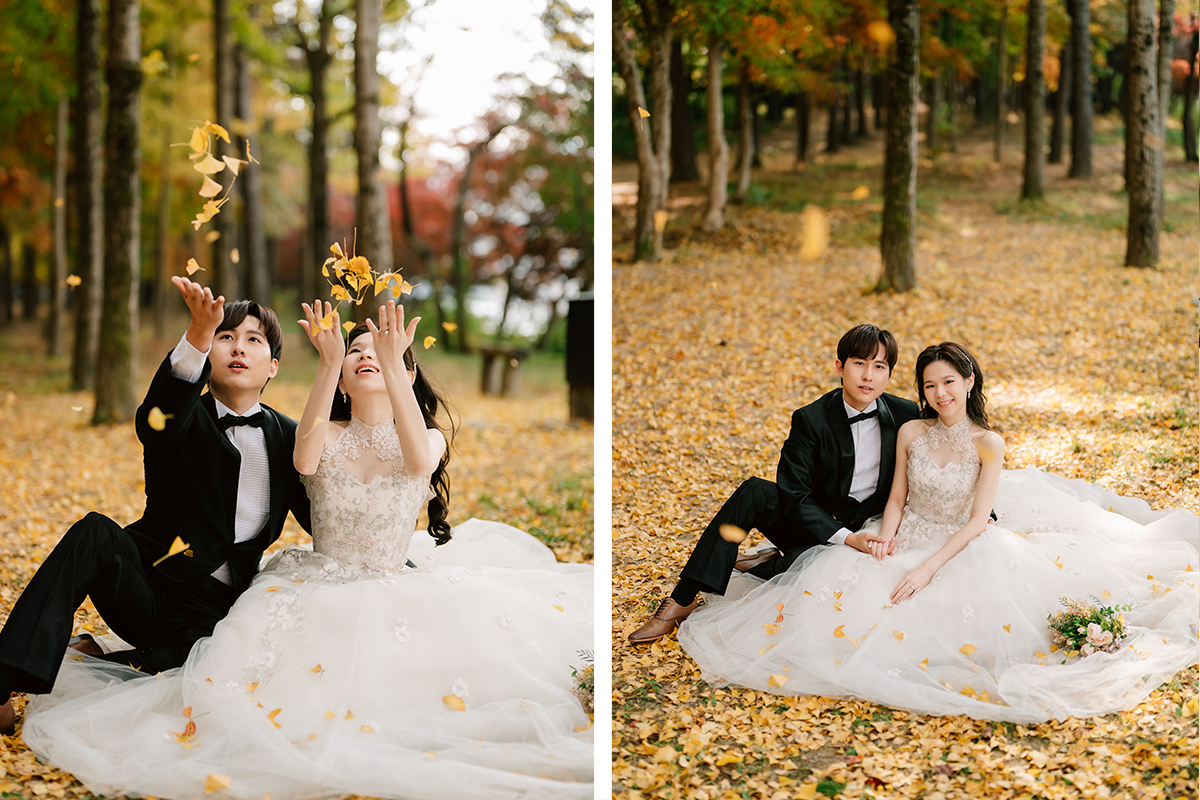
[1155,0,1173,211]
[702,30,729,231]
[1124,0,1161,267]
[48,96,68,355]
[1021,0,1046,200]
[236,42,270,306]
[994,0,1008,163]
[93,0,141,423]
[1049,34,1070,165]
[212,0,237,299]
[71,0,103,390]
[1184,27,1198,163]
[878,0,919,292]
[733,56,754,200]
[1068,0,1092,178]
[669,38,699,182]
[354,0,393,322]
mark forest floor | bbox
[612,116,1198,799]
[0,318,592,798]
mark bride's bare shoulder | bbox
[972,428,1006,458]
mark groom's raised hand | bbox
[173,275,225,352]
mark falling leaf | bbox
[65,274,82,287]
[918,658,929,670]
[188,127,208,152]
[442,322,458,332]
[198,175,223,198]
[71,406,83,412]
[330,241,344,258]
[961,685,977,697]
[151,536,189,567]
[342,321,356,334]
[800,205,828,261]
[718,524,747,543]
[763,623,779,635]
[893,631,905,642]
[768,674,789,687]
[147,406,175,431]
[192,153,226,175]
[204,774,231,794]
[442,695,465,711]
[850,185,870,200]
[221,155,247,176]
[833,625,846,639]
[653,209,668,233]
[1035,650,1048,659]
[54,197,64,207]
[960,644,977,657]
[1054,556,1063,569]
[867,19,896,47]
[330,285,350,302]
[637,106,650,119]
[230,248,240,265]
[1003,624,1012,633]
[325,711,335,719]
[203,121,231,143]
[204,230,221,243]
[267,709,282,727]
[423,336,437,349]
[319,311,335,331]
[186,258,204,275]
[311,664,323,674]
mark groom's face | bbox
[835,343,892,411]
[209,316,279,397]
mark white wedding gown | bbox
[678,417,1199,723]
[23,417,594,800]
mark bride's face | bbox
[922,360,974,419]
[338,332,415,401]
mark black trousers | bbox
[0,512,238,697]
[678,477,817,596]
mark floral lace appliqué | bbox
[894,419,981,554]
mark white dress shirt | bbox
[170,333,272,584]
[828,397,882,547]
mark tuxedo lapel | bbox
[822,391,856,497]
[202,393,241,542]
[873,397,899,503]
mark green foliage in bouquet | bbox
[572,649,594,716]
[1047,596,1134,657]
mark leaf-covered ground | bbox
[0,321,592,798]
[612,123,1198,799]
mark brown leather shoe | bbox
[627,598,699,645]
[0,698,14,737]
[734,548,780,573]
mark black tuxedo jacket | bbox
[128,355,312,591]
[774,389,920,547]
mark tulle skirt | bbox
[23,519,595,800]
[678,469,1199,723]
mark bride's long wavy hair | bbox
[331,323,456,546]
[914,342,991,430]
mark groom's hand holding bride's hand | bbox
[173,275,224,351]
[846,531,896,561]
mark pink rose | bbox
[1086,622,1113,648]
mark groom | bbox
[629,324,921,644]
[0,277,311,731]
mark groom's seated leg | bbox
[675,477,780,602]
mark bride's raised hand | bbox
[298,298,345,366]
[365,299,420,376]
[889,563,934,604]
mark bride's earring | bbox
[341,390,348,404]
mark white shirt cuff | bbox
[169,332,210,383]
[830,527,852,547]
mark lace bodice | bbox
[298,417,434,575]
[894,418,980,551]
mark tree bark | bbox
[927,73,942,153]
[301,0,334,306]
[1069,0,1093,177]
[702,30,729,231]
[734,56,753,200]
[21,242,37,321]
[1184,30,1198,163]
[94,0,141,424]
[826,97,840,153]
[1125,0,1161,267]
[1155,0,1173,210]
[795,89,810,163]
[1049,35,1071,164]
[449,128,501,352]
[994,0,1008,162]
[878,0,919,293]
[612,0,672,262]
[153,115,173,340]
[236,43,270,306]
[855,67,868,137]
[71,0,103,389]
[872,71,885,129]
[212,0,237,299]
[0,224,10,324]
[1021,0,1046,200]
[49,95,69,354]
[669,38,699,182]
[354,0,394,324]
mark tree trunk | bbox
[1155,0,1172,211]
[1069,0,1093,177]
[49,95,69,354]
[1021,0,1046,200]
[612,0,672,262]
[212,0,237,299]
[796,89,810,163]
[669,38,699,182]
[734,57,753,200]
[855,67,868,137]
[702,30,728,231]
[94,0,141,424]
[840,61,854,145]
[994,0,1008,162]
[1125,0,1160,267]
[928,73,942,153]
[397,120,434,272]
[0,224,10,324]
[449,128,501,352]
[302,0,334,306]
[1184,31,1198,162]
[21,242,37,321]
[872,71,885,129]
[153,117,173,340]
[72,0,103,389]
[236,43,270,306]
[1049,35,1071,164]
[826,98,840,153]
[878,0,919,293]
[354,0,394,324]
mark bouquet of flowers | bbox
[572,649,594,715]
[1047,596,1133,656]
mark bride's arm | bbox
[368,300,442,477]
[889,430,1005,603]
[868,420,923,561]
[294,299,345,475]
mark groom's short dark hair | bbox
[837,324,898,372]
[217,301,283,361]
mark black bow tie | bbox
[217,411,265,432]
[847,409,879,425]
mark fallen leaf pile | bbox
[612,126,1197,798]
[0,323,590,796]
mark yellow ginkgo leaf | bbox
[803,590,813,597]
[1187,564,1194,572]
[1003,624,1012,633]
[325,711,335,719]
[204,774,231,794]
[330,241,344,257]
[193,152,226,175]
[319,311,335,331]
[919,658,929,670]
[979,690,991,703]
[440,322,458,332]
[203,121,231,143]
[552,604,564,612]
[714,752,741,766]
[800,205,829,261]
[345,711,355,719]
[360,725,374,732]
[442,695,465,711]
[961,685,976,697]
[833,592,842,600]
[186,258,204,275]
[960,644,977,657]
[311,664,323,674]
[151,536,189,567]
[188,127,208,152]
[1035,650,1048,659]
[850,185,870,200]
[718,524,747,543]
[147,406,175,432]
[423,336,437,349]
[1054,556,1063,569]
[637,106,650,118]
[797,782,819,799]
[221,155,247,176]
[653,209,668,233]
[767,674,789,687]
[247,681,259,693]
[374,279,389,296]
[65,274,82,287]
[342,320,356,334]
[230,247,240,265]
[330,285,351,302]
[267,709,282,727]
[198,175,223,199]
[762,623,779,635]
[834,625,846,639]
[893,631,905,642]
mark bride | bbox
[678,342,1198,723]
[22,300,594,800]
